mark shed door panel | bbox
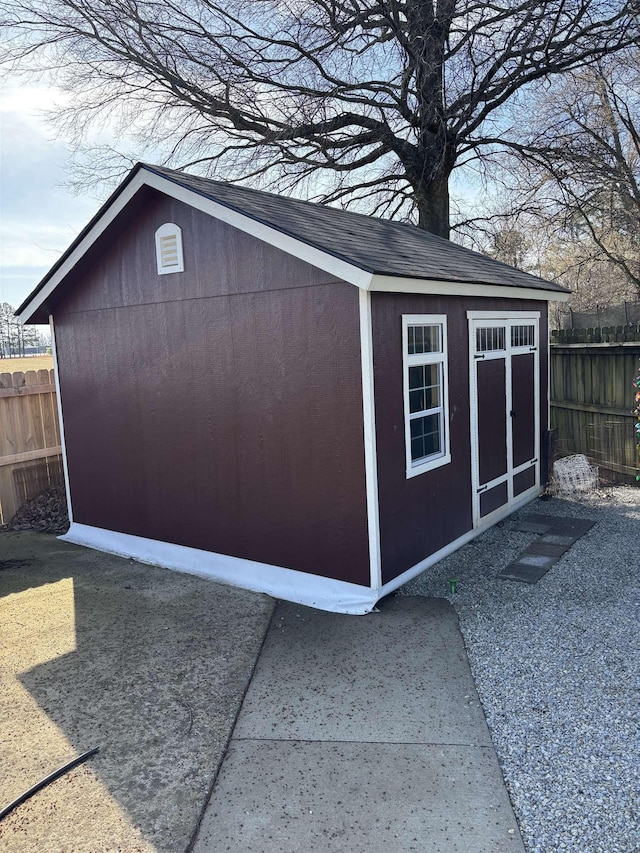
[480,481,509,518]
[511,352,536,468]
[476,358,507,485]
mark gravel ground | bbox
[399,486,639,853]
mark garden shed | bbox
[18,163,569,613]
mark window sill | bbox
[406,452,452,479]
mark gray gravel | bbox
[398,486,640,853]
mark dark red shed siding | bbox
[54,190,371,585]
[371,292,548,585]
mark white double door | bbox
[468,311,541,527]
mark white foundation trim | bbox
[61,486,540,615]
[60,523,381,615]
[49,315,73,524]
[359,290,382,590]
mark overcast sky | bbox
[0,83,103,309]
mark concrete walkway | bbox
[192,596,525,853]
[0,531,274,853]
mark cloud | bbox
[0,83,101,304]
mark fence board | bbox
[550,333,640,484]
[0,369,63,523]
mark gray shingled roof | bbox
[147,164,567,294]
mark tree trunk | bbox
[414,169,451,239]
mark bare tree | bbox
[0,303,41,356]
[485,53,640,292]
[1,0,637,237]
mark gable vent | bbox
[155,223,184,275]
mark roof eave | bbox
[17,164,150,324]
[17,164,376,324]
[368,273,571,302]
[17,162,569,324]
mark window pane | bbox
[476,326,505,352]
[425,383,440,409]
[409,363,440,413]
[424,363,438,388]
[409,388,425,413]
[408,324,441,354]
[408,365,424,389]
[410,413,441,461]
[511,325,535,347]
[411,436,425,461]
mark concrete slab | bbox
[540,533,581,547]
[233,597,491,746]
[550,518,596,535]
[524,540,571,558]
[194,741,523,853]
[0,531,274,853]
[192,596,525,853]
[515,554,556,569]
[497,562,552,583]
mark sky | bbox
[0,81,485,314]
[0,83,103,310]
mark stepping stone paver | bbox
[541,533,581,547]
[523,540,571,558]
[499,514,596,584]
[497,562,553,584]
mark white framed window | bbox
[155,222,184,274]
[402,314,451,478]
[511,323,536,348]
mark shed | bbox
[18,164,569,613]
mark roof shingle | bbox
[148,164,567,294]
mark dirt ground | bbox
[0,531,274,852]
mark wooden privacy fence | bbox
[550,326,640,484]
[0,369,63,524]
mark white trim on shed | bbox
[17,166,569,325]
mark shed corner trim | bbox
[358,289,382,590]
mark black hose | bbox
[0,747,100,822]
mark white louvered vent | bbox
[155,223,184,275]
